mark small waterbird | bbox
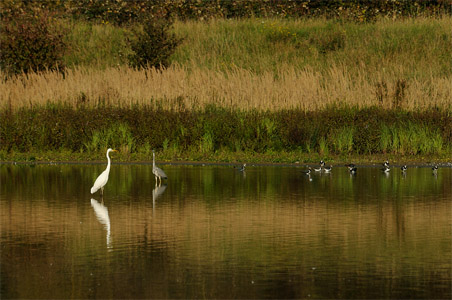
[348,166,357,174]
[314,160,325,172]
[383,160,389,168]
[432,165,438,174]
[401,165,407,173]
[346,163,357,174]
[302,167,312,175]
[323,165,332,173]
[237,163,246,172]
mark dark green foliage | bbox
[128,18,183,70]
[70,0,452,23]
[1,105,451,157]
[0,11,67,76]
[2,1,450,26]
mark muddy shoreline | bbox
[2,160,451,168]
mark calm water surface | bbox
[1,163,451,299]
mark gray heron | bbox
[153,150,167,186]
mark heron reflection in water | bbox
[91,198,112,249]
[152,184,167,213]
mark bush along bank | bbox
[1,105,451,162]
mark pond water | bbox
[1,163,451,299]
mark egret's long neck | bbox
[153,152,155,167]
[106,151,111,172]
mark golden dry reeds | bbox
[1,64,451,111]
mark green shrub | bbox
[128,18,183,69]
[0,11,67,76]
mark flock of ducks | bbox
[302,160,440,177]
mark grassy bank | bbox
[1,105,451,163]
[1,17,451,162]
[2,17,452,111]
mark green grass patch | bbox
[59,17,452,79]
[1,105,451,162]
[380,123,445,155]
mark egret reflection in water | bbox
[91,198,112,248]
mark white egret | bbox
[152,150,167,186]
[91,148,118,196]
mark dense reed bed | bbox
[2,64,451,111]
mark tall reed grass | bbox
[2,17,451,111]
[2,64,451,111]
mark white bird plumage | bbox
[91,148,117,196]
[323,165,332,173]
[153,150,167,186]
[314,160,325,172]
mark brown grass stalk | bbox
[1,64,451,111]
